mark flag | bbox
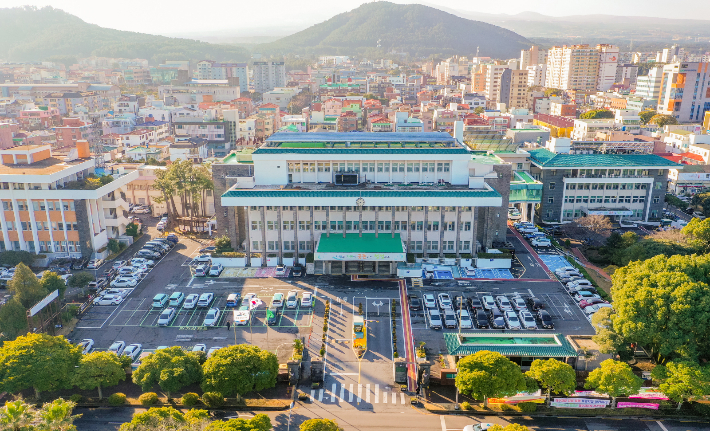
[249,298,262,310]
[266,308,275,320]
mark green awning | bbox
[444,332,578,357]
[315,233,405,261]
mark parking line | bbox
[365,384,370,403]
[318,389,323,402]
[348,384,353,402]
[374,384,379,403]
[357,384,362,402]
[310,389,315,400]
[330,384,336,402]
[392,392,396,404]
[339,385,345,402]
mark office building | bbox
[484,63,509,104]
[499,69,529,109]
[635,66,664,102]
[520,46,547,71]
[597,44,619,91]
[657,62,710,123]
[195,60,249,93]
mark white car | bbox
[86,259,103,269]
[286,290,298,308]
[532,238,552,247]
[209,263,224,277]
[574,291,601,302]
[131,258,155,267]
[191,344,207,354]
[511,296,527,311]
[504,311,521,330]
[271,292,284,308]
[93,294,123,306]
[437,293,453,309]
[132,206,150,214]
[112,260,127,269]
[519,311,538,330]
[241,293,257,308]
[458,310,473,329]
[197,293,214,308]
[78,339,94,354]
[207,346,222,358]
[427,309,443,329]
[157,307,176,326]
[496,296,513,311]
[300,292,313,307]
[555,266,577,275]
[184,293,199,309]
[110,276,138,288]
[233,309,251,326]
[108,341,126,355]
[203,308,221,326]
[103,288,130,299]
[464,424,495,431]
[194,254,212,263]
[423,294,437,309]
[122,344,142,361]
[275,264,286,276]
[481,295,496,310]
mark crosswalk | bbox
[310,383,407,405]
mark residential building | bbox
[545,45,600,92]
[54,118,94,149]
[195,60,249,93]
[526,64,547,87]
[529,146,679,223]
[667,164,710,195]
[0,142,138,256]
[173,121,228,143]
[18,107,61,130]
[253,61,287,93]
[169,138,208,162]
[657,62,710,123]
[616,64,639,88]
[571,119,615,140]
[520,46,547,71]
[215,132,511,273]
[119,129,157,147]
[158,79,240,103]
[635,66,664,102]
[499,69,529,109]
[484,63,509,103]
[550,102,576,117]
[597,44,619,91]
[533,114,574,138]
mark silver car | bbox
[157,307,176,326]
[458,310,473,329]
[519,310,538,330]
[504,311,521,330]
[496,296,513,311]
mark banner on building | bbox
[629,388,669,400]
[488,390,545,404]
[573,390,607,398]
[550,398,610,409]
[617,402,659,409]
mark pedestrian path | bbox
[310,383,407,405]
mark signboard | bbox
[314,252,406,262]
[617,402,659,409]
[629,388,669,400]
[29,289,59,317]
[573,390,608,398]
[489,390,546,404]
[550,398,610,409]
[586,210,633,216]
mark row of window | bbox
[287,162,451,173]
[562,209,647,219]
[0,240,81,253]
[250,240,472,252]
[4,221,79,231]
[251,220,473,232]
[561,196,654,204]
[564,183,648,190]
[249,206,472,212]
[2,200,76,211]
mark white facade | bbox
[252,62,287,93]
[527,64,547,87]
[571,119,615,140]
[485,64,509,102]
[657,62,710,123]
[635,67,664,101]
[597,45,619,91]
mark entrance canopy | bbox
[315,233,405,262]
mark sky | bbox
[1,0,709,35]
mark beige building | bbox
[485,63,509,104]
[545,45,600,92]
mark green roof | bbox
[279,142,326,148]
[528,148,681,168]
[222,189,501,199]
[444,333,578,357]
[317,233,404,253]
[253,148,471,155]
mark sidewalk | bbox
[571,248,611,281]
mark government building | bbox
[215,132,512,275]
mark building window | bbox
[548,197,554,204]
[251,221,261,230]
[549,182,555,190]
[252,241,261,250]
[459,241,471,251]
[653,196,660,204]
[267,241,279,251]
[426,241,438,251]
[1,201,12,211]
[267,221,276,230]
[283,221,295,230]
[299,241,311,251]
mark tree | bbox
[682,217,710,246]
[132,346,202,398]
[544,88,562,97]
[651,361,710,410]
[0,399,80,431]
[567,214,613,240]
[39,271,67,300]
[650,114,679,127]
[584,359,642,407]
[8,263,47,308]
[526,359,576,406]
[108,238,122,254]
[454,351,526,407]
[665,193,686,209]
[207,414,273,431]
[610,254,710,361]
[591,308,626,355]
[74,351,126,399]
[67,272,94,289]
[0,400,33,431]
[0,250,35,267]
[118,407,209,431]
[474,106,485,115]
[639,110,657,125]
[298,418,343,431]
[0,333,81,398]
[214,235,233,253]
[125,222,139,238]
[0,299,29,340]
[201,344,278,397]
[580,109,614,119]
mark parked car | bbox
[519,311,538,330]
[209,263,224,277]
[131,258,155,267]
[538,310,554,329]
[496,295,513,311]
[241,293,257,309]
[169,292,185,307]
[408,294,422,310]
[579,298,608,309]
[458,309,473,329]
[567,280,593,290]
[86,259,103,269]
[463,423,496,431]
[300,292,313,307]
[226,293,242,307]
[207,346,221,358]
[275,264,286,276]
[199,246,216,254]
[443,309,457,329]
[157,308,176,326]
[78,339,94,354]
[93,294,123,306]
[437,293,453,309]
[194,255,212,263]
[112,260,127,270]
[468,297,483,310]
[184,294,199,309]
[108,341,126,355]
[132,206,150,214]
[122,344,142,361]
[194,265,208,277]
[423,294,437,309]
[291,264,305,277]
[532,238,552,247]
[453,296,468,311]
[481,296,496,310]
[504,311,521,330]
[427,309,443,329]
[475,309,490,329]
[191,344,207,354]
[271,292,284,308]
[574,291,601,302]
[511,296,527,311]
[266,306,280,325]
[197,293,214,307]
[203,308,221,326]
[166,233,179,244]
[152,293,168,308]
[286,290,298,308]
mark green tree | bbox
[584,359,642,407]
[39,271,67,300]
[8,263,47,308]
[214,235,233,253]
[201,344,278,397]
[107,238,121,254]
[580,109,614,119]
[639,110,657,124]
[125,222,139,238]
[0,333,81,397]
[525,359,576,406]
[682,217,710,245]
[0,250,35,267]
[132,346,202,398]
[74,351,126,399]
[544,88,562,97]
[650,114,679,127]
[610,254,710,361]
[651,361,710,410]
[35,398,81,431]
[0,400,33,431]
[665,193,686,209]
[591,308,625,355]
[207,414,273,431]
[454,351,526,407]
[118,407,210,431]
[67,272,94,289]
[474,106,485,115]
[298,418,343,431]
[0,299,29,340]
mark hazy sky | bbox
[2,0,709,34]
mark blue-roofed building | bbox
[215,132,514,275]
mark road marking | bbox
[656,421,668,431]
[330,384,336,402]
[330,373,358,375]
[357,384,362,402]
[400,393,405,404]
[318,389,323,402]
[374,384,379,403]
[339,385,345,402]
[392,392,396,404]
[310,389,315,400]
[383,389,387,403]
[440,415,446,431]
[365,384,370,403]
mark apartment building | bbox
[529,147,678,223]
[195,60,249,93]
[499,69,529,109]
[484,63,509,104]
[0,143,138,257]
[597,45,619,91]
[657,62,710,123]
[520,46,547,71]
[215,132,511,274]
[527,64,547,87]
[253,62,287,93]
[571,119,615,140]
[635,66,664,102]
[545,45,600,92]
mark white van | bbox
[195,264,208,277]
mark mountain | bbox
[259,2,530,59]
[0,6,250,64]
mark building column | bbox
[326,207,331,238]
[27,200,40,254]
[455,207,462,258]
[406,207,412,254]
[309,207,315,257]
[260,207,267,267]
[439,208,445,259]
[375,206,379,238]
[245,208,251,267]
[277,206,283,264]
[294,206,299,264]
[423,206,429,259]
[11,199,26,251]
[342,206,347,238]
[391,207,395,239]
[59,199,70,256]
[0,203,11,252]
[358,205,363,237]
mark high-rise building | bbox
[661,45,680,63]
[526,64,547,87]
[195,60,249,93]
[597,44,619,91]
[471,64,488,93]
[520,46,547,71]
[484,63,509,103]
[545,45,600,92]
[657,62,710,123]
[252,61,287,94]
[500,69,529,109]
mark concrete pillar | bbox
[391,207,395,238]
[260,207,267,267]
[326,206,330,238]
[245,208,251,267]
[406,207,412,253]
[294,206,299,264]
[277,206,283,264]
[358,205,363,237]
[375,206,379,238]
[439,207,445,258]
[455,206,461,258]
[309,207,315,256]
[423,206,429,259]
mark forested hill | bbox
[259,2,530,59]
[0,6,250,64]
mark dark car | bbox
[266,306,280,325]
[538,310,554,329]
[526,297,544,310]
[408,294,422,311]
[453,296,468,311]
[468,297,483,310]
[102,268,117,279]
[685,207,695,215]
[475,309,489,329]
[489,307,505,329]
[291,264,305,277]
